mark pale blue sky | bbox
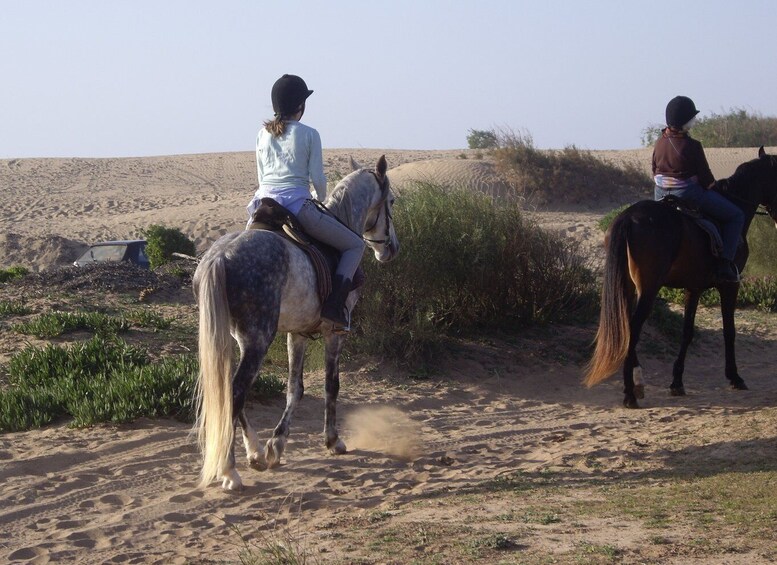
[3,0,777,158]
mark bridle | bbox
[361,170,395,248]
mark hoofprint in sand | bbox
[0,148,776,563]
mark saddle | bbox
[247,198,365,304]
[658,195,724,258]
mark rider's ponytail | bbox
[264,115,287,137]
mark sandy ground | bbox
[1,147,776,563]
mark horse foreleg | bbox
[265,332,308,468]
[323,332,347,454]
[719,286,747,390]
[670,289,701,396]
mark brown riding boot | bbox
[321,276,353,333]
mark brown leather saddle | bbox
[658,194,724,257]
[247,198,365,303]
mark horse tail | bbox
[584,212,633,387]
[194,254,234,488]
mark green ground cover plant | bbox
[0,266,29,283]
[0,336,197,431]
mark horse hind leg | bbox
[265,333,308,468]
[224,344,266,490]
[623,289,658,408]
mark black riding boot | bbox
[716,259,740,284]
[321,275,353,333]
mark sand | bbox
[0,147,776,563]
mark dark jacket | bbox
[652,128,715,188]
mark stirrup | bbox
[321,310,351,334]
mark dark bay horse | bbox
[193,156,399,490]
[585,147,777,407]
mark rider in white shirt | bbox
[245,74,365,332]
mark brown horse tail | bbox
[584,213,633,387]
[194,254,234,488]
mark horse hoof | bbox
[328,438,347,455]
[221,469,243,491]
[730,380,749,391]
[634,384,645,399]
[265,439,284,469]
[623,396,640,409]
[670,387,686,396]
[247,451,267,470]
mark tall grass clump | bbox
[0,336,197,432]
[354,183,598,359]
[490,129,651,206]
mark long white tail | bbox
[195,255,234,488]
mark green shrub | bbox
[0,266,29,283]
[467,129,499,149]
[642,108,777,148]
[142,225,196,268]
[598,205,630,232]
[353,183,598,360]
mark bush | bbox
[491,130,651,206]
[142,225,196,268]
[467,129,499,149]
[352,183,598,361]
[642,108,777,148]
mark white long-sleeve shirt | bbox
[253,120,327,215]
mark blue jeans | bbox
[654,183,744,261]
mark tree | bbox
[467,129,499,149]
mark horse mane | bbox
[723,155,770,201]
[325,169,374,231]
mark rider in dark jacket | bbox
[652,96,744,283]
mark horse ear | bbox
[759,146,766,158]
[349,156,361,171]
[376,155,387,179]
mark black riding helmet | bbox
[666,95,700,128]
[271,74,314,117]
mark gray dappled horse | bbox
[194,156,399,490]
